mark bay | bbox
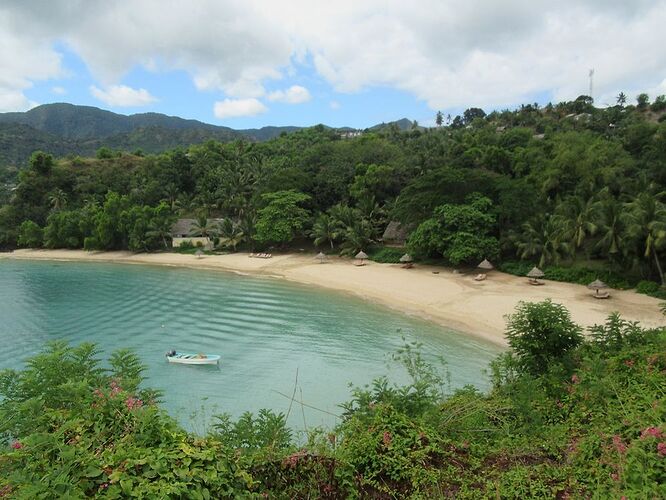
[0,260,502,431]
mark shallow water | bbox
[0,260,502,431]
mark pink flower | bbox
[383,431,392,447]
[93,388,104,398]
[611,472,619,481]
[612,435,627,455]
[623,359,634,368]
[100,483,109,489]
[571,374,580,384]
[640,427,663,440]
[10,441,23,450]
[125,396,143,411]
[657,442,666,457]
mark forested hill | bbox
[0,103,408,166]
[1,94,665,291]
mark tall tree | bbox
[625,193,666,284]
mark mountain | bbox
[0,103,414,166]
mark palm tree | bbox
[514,214,570,268]
[339,219,375,256]
[217,219,244,251]
[595,194,627,264]
[146,217,174,249]
[49,188,68,211]
[189,213,218,239]
[555,195,599,258]
[625,192,666,285]
[310,213,337,249]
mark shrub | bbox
[178,240,194,250]
[505,300,583,375]
[368,246,405,263]
[17,220,43,248]
[635,280,666,299]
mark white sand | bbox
[3,249,664,346]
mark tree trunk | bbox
[654,251,665,286]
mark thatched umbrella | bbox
[477,259,494,271]
[354,250,368,266]
[587,279,609,297]
[526,266,545,285]
[400,253,414,269]
[195,249,204,259]
[315,251,327,264]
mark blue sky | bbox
[2,1,665,129]
[23,46,438,129]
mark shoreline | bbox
[3,249,665,347]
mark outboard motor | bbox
[166,349,176,357]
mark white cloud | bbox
[213,98,268,119]
[267,85,311,104]
[51,86,66,95]
[1,1,665,113]
[90,84,157,107]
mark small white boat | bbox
[166,351,220,365]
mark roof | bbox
[477,259,494,270]
[170,218,223,237]
[355,251,369,259]
[526,266,545,278]
[382,221,413,244]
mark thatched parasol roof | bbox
[355,251,369,260]
[477,259,494,270]
[587,279,608,290]
[527,266,545,279]
[399,253,413,263]
[315,251,327,262]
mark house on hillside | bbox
[170,218,223,250]
[382,221,414,247]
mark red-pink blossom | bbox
[640,427,663,440]
[612,435,627,455]
[657,442,666,457]
[571,374,580,384]
[611,472,619,481]
[383,431,392,447]
[623,359,634,368]
[10,441,23,450]
[125,396,143,411]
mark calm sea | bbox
[0,259,502,432]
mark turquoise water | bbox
[0,260,502,432]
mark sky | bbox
[1,0,665,129]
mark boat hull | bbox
[166,354,220,365]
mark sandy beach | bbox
[2,249,664,346]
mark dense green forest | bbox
[1,301,664,497]
[1,94,665,291]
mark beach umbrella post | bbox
[399,253,414,268]
[195,249,204,259]
[315,251,327,264]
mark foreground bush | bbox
[1,303,665,498]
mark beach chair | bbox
[474,273,486,281]
[594,291,611,299]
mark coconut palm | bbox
[310,213,338,249]
[514,214,570,268]
[625,192,666,284]
[555,195,599,258]
[217,219,244,251]
[146,217,174,249]
[189,213,218,239]
[595,193,627,263]
[339,219,375,256]
[49,188,68,211]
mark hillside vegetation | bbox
[1,301,664,498]
[1,94,665,292]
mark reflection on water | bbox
[0,260,502,430]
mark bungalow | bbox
[170,218,223,250]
